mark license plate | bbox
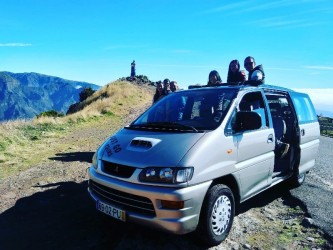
[96,200,126,222]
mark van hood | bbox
[99,128,206,168]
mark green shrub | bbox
[37,110,64,119]
[79,87,95,102]
[0,142,6,151]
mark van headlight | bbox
[92,152,98,169]
[139,167,194,184]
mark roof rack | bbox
[187,80,264,89]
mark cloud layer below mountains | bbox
[294,88,333,117]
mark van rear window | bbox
[291,94,317,124]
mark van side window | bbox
[225,91,268,134]
[238,92,269,128]
[291,94,317,124]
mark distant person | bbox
[131,60,136,77]
[207,70,222,86]
[152,81,165,104]
[170,81,186,121]
[170,81,179,92]
[227,60,246,83]
[244,56,265,84]
[163,78,172,95]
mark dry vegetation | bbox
[0,81,154,179]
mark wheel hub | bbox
[211,195,231,235]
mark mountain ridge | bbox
[0,71,100,121]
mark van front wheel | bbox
[196,184,235,246]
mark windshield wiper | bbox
[145,122,199,132]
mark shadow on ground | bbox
[238,182,308,214]
[0,181,124,249]
[49,151,94,163]
[1,180,331,249]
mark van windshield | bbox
[129,88,238,132]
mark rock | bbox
[306,237,315,242]
[302,217,315,227]
[243,243,251,249]
[226,239,240,250]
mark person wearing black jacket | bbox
[244,56,265,85]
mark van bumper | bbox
[88,167,212,234]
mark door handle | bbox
[301,129,305,136]
[267,134,274,143]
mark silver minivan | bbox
[88,84,320,246]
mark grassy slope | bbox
[0,81,154,179]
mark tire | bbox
[196,184,235,246]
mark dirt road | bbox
[1,113,332,249]
[291,136,333,238]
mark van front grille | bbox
[102,161,136,178]
[89,180,156,217]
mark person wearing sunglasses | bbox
[244,56,265,85]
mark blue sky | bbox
[1,0,333,113]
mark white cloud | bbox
[303,66,333,71]
[202,0,316,15]
[293,88,333,113]
[0,43,32,47]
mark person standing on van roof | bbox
[207,70,222,85]
[244,56,265,84]
[227,60,247,83]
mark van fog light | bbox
[92,152,98,169]
[161,200,184,209]
[139,167,194,184]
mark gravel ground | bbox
[290,136,333,238]
[1,107,332,249]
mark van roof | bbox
[187,82,295,93]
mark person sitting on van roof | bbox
[227,60,247,83]
[207,70,223,86]
[244,56,265,85]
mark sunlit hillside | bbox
[0,81,154,179]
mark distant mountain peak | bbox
[0,71,100,121]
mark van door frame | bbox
[263,89,301,182]
[227,89,275,202]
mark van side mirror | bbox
[233,111,262,132]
